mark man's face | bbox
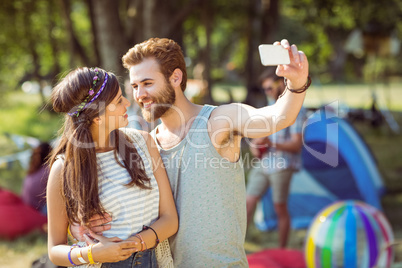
[129,58,176,122]
[261,78,283,101]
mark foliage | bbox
[0,91,61,195]
[0,0,401,96]
[280,0,402,82]
[0,92,62,141]
[183,0,249,81]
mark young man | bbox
[72,38,309,267]
[246,68,305,248]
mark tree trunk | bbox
[244,0,260,91]
[261,0,279,44]
[22,2,46,104]
[163,0,203,40]
[60,0,90,66]
[142,0,201,40]
[244,0,280,107]
[124,0,144,46]
[85,0,101,66]
[92,0,127,78]
[327,28,349,82]
[47,1,61,82]
[143,0,165,38]
[200,0,214,104]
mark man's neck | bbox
[159,96,201,135]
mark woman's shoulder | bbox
[120,128,154,165]
[120,127,151,144]
[51,156,64,169]
[47,157,64,187]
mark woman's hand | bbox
[83,231,141,263]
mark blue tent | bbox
[254,107,385,231]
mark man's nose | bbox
[135,86,147,101]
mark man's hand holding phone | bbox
[259,39,309,90]
[259,44,290,66]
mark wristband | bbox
[67,223,79,243]
[68,244,79,266]
[284,75,311,94]
[88,244,96,264]
[76,248,87,264]
[143,225,160,248]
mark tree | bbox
[91,0,127,76]
[2,0,400,107]
[281,0,402,82]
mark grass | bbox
[1,84,402,267]
[0,92,62,143]
[0,231,48,268]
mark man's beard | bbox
[141,81,176,122]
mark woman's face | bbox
[99,87,131,132]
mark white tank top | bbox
[96,128,159,240]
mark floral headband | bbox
[68,68,109,117]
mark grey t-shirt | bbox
[151,105,248,267]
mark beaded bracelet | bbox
[143,225,160,248]
[284,75,312,94]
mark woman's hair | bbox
[27,142,52,175]
[122,38,188,92]
[49,67,150,226]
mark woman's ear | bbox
[92,117,102,126]
[169,68,183,87]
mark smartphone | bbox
[258,44,290,66]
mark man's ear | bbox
[169,68,183,87]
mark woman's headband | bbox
[68,68,109,117]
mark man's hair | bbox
[122,38,188,92]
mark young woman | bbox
[22,142,52,214]
[46,67,178,267]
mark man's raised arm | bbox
[213,39,309,140]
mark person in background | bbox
[22,142,52,215]
[246,68,306,248]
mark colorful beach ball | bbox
[305,200,394,268]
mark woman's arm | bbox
[47,159,138,266]
[47,158,76,266]
[131,131,178,248]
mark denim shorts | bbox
[101,248,157,268]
